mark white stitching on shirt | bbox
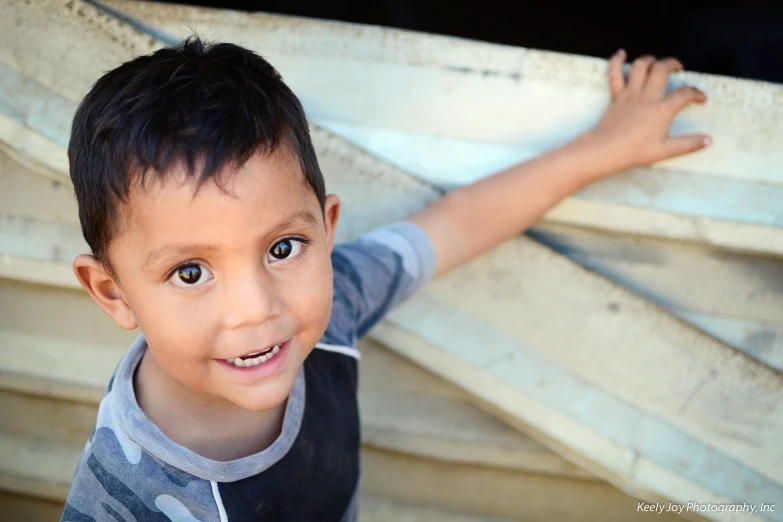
[315,342,361,360]
[211,480,229,522]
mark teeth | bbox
[225,343,283,368]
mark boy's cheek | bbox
[133,295,220,364]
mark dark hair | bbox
[68,36,325,269]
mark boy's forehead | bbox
[119,150,318,243]
[128,149,307,206]
[135,147,304,195]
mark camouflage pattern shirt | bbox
[61,222,435,522]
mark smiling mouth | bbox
[224,342,285,368]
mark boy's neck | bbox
[133,349,286,461]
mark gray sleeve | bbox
[330,221,436,342]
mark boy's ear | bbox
[323,193,341,252]
[73,254,138,330]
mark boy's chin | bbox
[226,378,296,413]
[234,397,288,413]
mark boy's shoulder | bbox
[63,337,228,522]
[62,360,220,521]
[327,221,436,346]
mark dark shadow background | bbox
[161,0,783,84]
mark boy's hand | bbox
[411,50,712,278]
[585,50,710,175]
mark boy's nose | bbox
[221,271,283,330]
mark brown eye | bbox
[271,239,292,260]
[178,265,202,284]
[169,263,212,288]
[267,239,304,263]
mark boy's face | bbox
[78,149,339,412]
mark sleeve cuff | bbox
[357,221,436,289]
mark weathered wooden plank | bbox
[0,256,79,290]
[0,330,125,394]
[315,121,783,238]
[529,224,783,371]
[0,215,86,264]
[531,224,783,323]
[0,68,73,180]
[0,114,68,181]
[0,61,75,148]
[0,390,99,454]
[357,497,515,522]
[0,0,162,179]
[0,278,137,349]
[371,302,782,520]
[0,433,78,501]
[0,491,66,522]
[0,150,77,224]
[359,342,593,478]
[362,448,685,522]
[0,0,159,104]
[672,310,783,372]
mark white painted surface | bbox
[100,0,783,187]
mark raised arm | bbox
[409,50,710,278]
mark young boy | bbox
[63,37,708,522]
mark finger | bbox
[644,57,683,99]
[663,134,712,158]
[627,55,656,93]
[608,49,626,98]
[664,86,708,114]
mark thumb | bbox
[662,134,711,158]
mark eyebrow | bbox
[142,210,319,271]
[269,210,319,237]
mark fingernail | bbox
[703,137,712,147]
[617,48,626,56]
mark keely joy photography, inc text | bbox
[637,501,776,515]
